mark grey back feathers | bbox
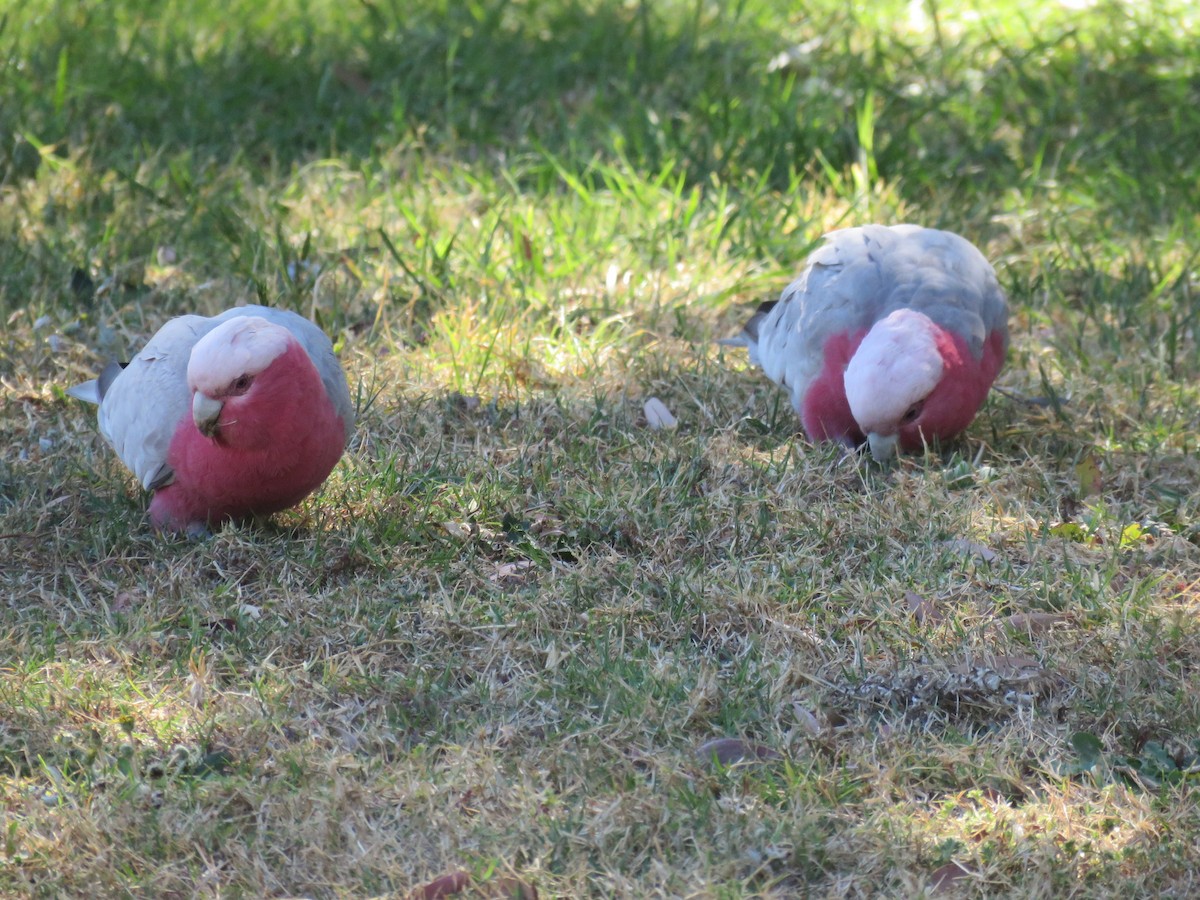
[726,224,1009,412]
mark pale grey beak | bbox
[867,432,898,462]
[193,391,224,438]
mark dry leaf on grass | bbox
[1076,453,1103,497]
[414,870,471,899]
[695,737,783,768]
[643,396,678,430]
[906,590,944,625]
[929,861,973,893]
[443,521,501,542]
[492,560,536,585]
[990,612,1070,636]
[792,702,823,737]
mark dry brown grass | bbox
[3,280,1199,896]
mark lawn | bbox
[2,0,1200,896]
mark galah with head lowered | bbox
[68,305,354,533]
[723,224,1008,460]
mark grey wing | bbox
[214,306,356,441]
[747,226,888,410]
[862,226,1009,358]
[97,315,215,491]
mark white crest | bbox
[843,308,943,433]
[187,316,291,395]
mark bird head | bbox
[843,308,946,462]
[187,316,293,441]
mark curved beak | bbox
[867,431,899,463]
[193,391,224,438]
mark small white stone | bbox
[643,397,677,430]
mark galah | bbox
[723,224,1009,460]
[68,305,354,533]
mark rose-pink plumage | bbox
[723,224,1009,460]
[68,305,354,533]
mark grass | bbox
[2,0,1200,895]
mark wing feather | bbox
[97,315,214,490]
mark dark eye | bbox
[232,375,252,393]
[901,403,923,424]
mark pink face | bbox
[187,316,291,399]
[843,309,945,441]
[895,327,1006,451]
[187,317,301,447]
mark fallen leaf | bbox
[792,702,823,737]
[643,396,677,430]
[695,737,782,768]
[443,521,475,540]
[1119,522,1149,548]
[929,861,972,893]
[414,871,471,899]
[993,612,1070,636]
[544,642,567,670]
[942,539,998,563]
[492,560,535,584]
[906,590,944,625]
[1076,453,1103,497]
[1049,522,1092,543]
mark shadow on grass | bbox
[3,0,1198,210]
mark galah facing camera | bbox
[68,305,354,533]
[724,224,1009,460]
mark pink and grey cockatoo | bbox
[68,305,354,533]
[724,224,1008,460]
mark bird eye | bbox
[232,375,252,393]
[901,403,923,424]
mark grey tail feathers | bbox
[97,361,126,400]
[717,298,778,349]
[66,361,126,405]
